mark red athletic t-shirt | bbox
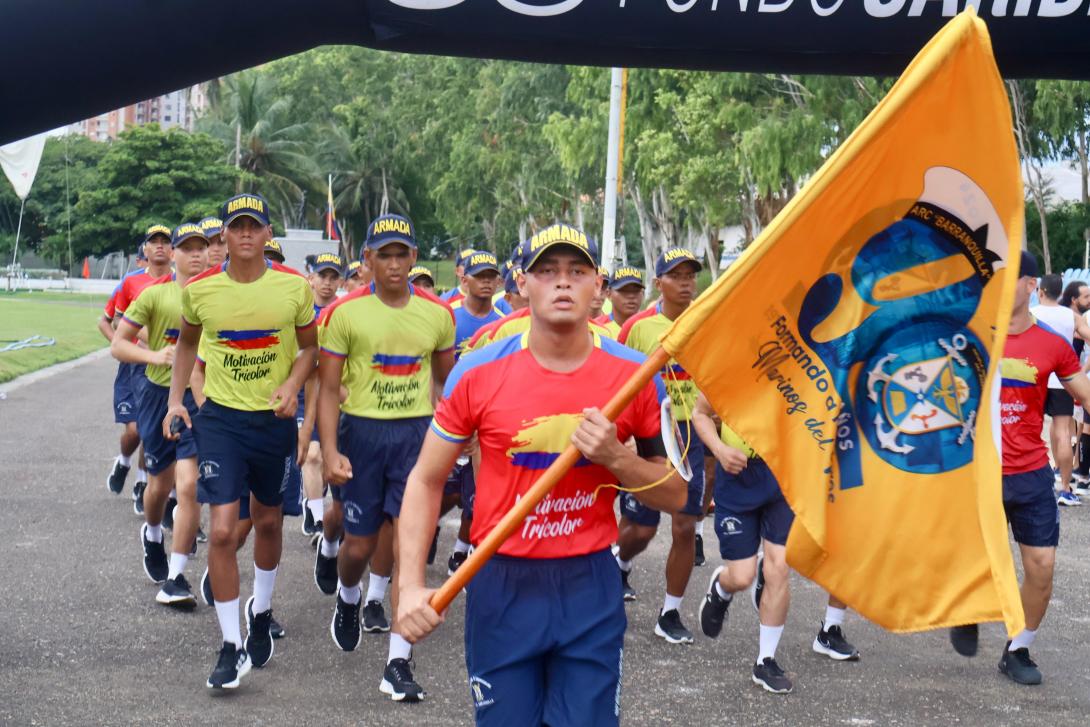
[113,270,158,317]
[431,331,666,558]
[1000,320,1080,475]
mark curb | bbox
[0,347,112,396]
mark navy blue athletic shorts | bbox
[444,459,475,518]
[330,414,429,537]
[193,399,295,509]
[619,435,705,527]
[1003,465,1060,547]
[136,381,198,475]
[112,362,141,424]
[464,548,624,727]
[713,457,794,561]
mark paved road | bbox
[2,356,1089,725]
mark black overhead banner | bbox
[2,0,1090,144]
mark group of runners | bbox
[95,192,1082,722]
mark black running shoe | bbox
[694,533,706,567]
[363,600,391,633]
[244,596,275,668]
[132,481,146,516]
[447,550,468,576]
[654,608,694,645]
[140,524,168,584]
[813,622,860,661]
[200,567,214,607]
[380,658,425,702]
[751,554,765,613]
[950,623,979,657]
[699,566,731,638]
[331,594,362,651]
[314,547,338,596]
[156,574,197,608]
[207,641,251,690]
[998,643,1042,685]
[302,507,320,536]
[620,569,637,602]
[107,458,130,494]
[426,526,440,565]
[195,526,208,544]
[752,657,793,694]
[162,497,177,531]
[270,615,285,640]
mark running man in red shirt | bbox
[397,224,686,726]
[950,251,1090,685]
[105,227,173,512]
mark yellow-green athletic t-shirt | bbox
[181,261,315,411]
[319,283,455,419]
[122,272,181,387]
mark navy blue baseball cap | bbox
[1019,250,1040,279]
[504,264,522,294]
[610,265,645,289]
[520,224,599,271]
[143,224,171,245]
[655,247,702,277]
[366,214,416,250]
[313,252,344,276]
[171,222,209,248]
[464,251,501,277]
[220,193,271,227]
[198,216,223,239]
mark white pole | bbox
[601,67,624,272]
[10,198,26,270]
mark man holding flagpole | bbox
[950,250,1090,685]
[397,224,684,726]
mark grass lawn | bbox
[0,293,110,384]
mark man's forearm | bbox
[607,448,685,512]
[285,346,319,395]
[399,473,445,590]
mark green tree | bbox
[73,125,244,256]
[199,71,319,226]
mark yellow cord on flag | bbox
[591,365,693,500]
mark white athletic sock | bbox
[169,488,177,500]
[715,581,732,600]
[252,565,278,614]
[366,573,391,604]
[339,580,361,605]
[662,593,683,615]
[320,536,340,558]
[118,453,132,467]
[387,633,412,663]
[453,539,471,554]
[824,605,847,629]
[615,555,633,573]
[307,498,324,523]
[136,467,148,483]
[145,524,163,543]
[168,552,188,580]
[758,624,784,663]
[694,519,705,538]
[214,598,242,648]
[1009,628,1037,651]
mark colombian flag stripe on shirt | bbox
[181,261,315,412]
[319,282,455,420]
[619,303,697,421]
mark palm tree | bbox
[198,72,319,227]
[314,123,411,259]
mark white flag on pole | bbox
[0,133,48,200]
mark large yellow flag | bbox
[661,10,1024,635]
